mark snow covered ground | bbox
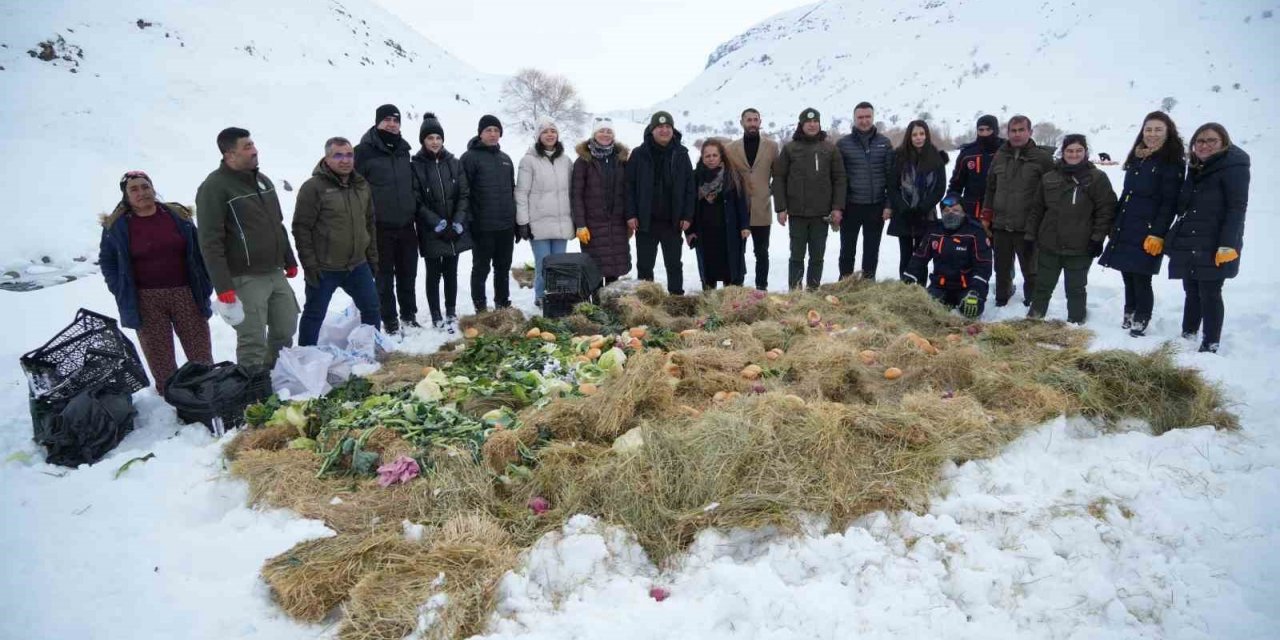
[1,149,1276,638]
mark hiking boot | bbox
[383,319,400,336]
[473,301,488,313]
[1181,331,1197,341]
[1128,319,1148,337]
[445,312,458,335]
[1026,309,1045,320]
[1198,342,1219,353]
[431,319,446,331]
[402,318,422,330]
[1122,312,1134,330]
[995,298,1009,308]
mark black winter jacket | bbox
[354,127,416,228]
[1167,145,1250,280]
[887,151,949,238]
[906,216,993,299]
[1098,155,1184,275]
[460,136,517,232]
[947,136,1004,211]
[410,147,473,258]
[836,127,895,205]
[626,125,694,234]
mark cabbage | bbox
[284,405,309,434]
[597,347,627,374]
[424,369,450,387]
[540,377,572,398]
[413,378,443,403]
[574,363,606,385]
[288,437,318,451]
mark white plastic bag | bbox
[214,298,245,327]
[317,305,362,350]
[271,346,335,399]
[346,324,390,362]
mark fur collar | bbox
[100,201,192,228]
[574,140,630,163]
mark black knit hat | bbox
[977,114,999,131]
[477,114,503,136]
[649,111,675,129]
[419,112,444,143]
[375,104,401,124]
[799,108,821,124]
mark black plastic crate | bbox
[20,308,149,402]
[164,362,273,435]
[543,253,602,297]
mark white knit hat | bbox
[535,116,558,136]
[592,118,615,135]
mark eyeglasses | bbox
[1193,137,1222,147]
[330,152,355,161]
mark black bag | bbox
[20,308,149,401]
[32,384,137,467]
[163,361,272,435]
[542,253,603,318]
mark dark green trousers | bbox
[1030,250,1093,322]
[788,217,829,290]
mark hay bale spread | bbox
[227,278,1236,638]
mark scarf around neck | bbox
[588,138,615,160]
[697,166,725,201]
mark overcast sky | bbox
[376,0,812,112]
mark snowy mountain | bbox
[652,0,1280,151]
[0,0,505,264]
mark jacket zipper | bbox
[433,159,455,254]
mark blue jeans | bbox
[299,263,381,346]
[531,239,568,301]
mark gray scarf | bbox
[588,138,615,160]
[697,167,725,201]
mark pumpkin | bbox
[884,367,903,380]
[579,383,599,396]
[463,327,480,339]
[586,348,602,360]
[525,327,543,339]
[629,326,648,339]
[859,350,877,365]
[740,364,763,380]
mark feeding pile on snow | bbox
[225,278,1235,638]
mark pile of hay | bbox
[229,278,1236,638]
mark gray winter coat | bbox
[836,127,895,205]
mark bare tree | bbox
[1032,121,1066,148]
[500,68,589,137]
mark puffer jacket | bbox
[292,159,377,272]
[410,147,473,258]
[947,135,1004,211]
[460,136,517,232]
[516,143,575,240]
[906,216,993,299]
[1167,145,1250,280]
[354,127,416,228]
[772,130,847,218]
[99,202,213,329]
[1098,154,1184,275]
[571,141,631,278]
[1024,161,1117,256]
[983,140,1056,233]
[886,150,949,238]
[836,127,895,205]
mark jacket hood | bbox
[1194,144,1250,174]
[574,140,630,163]
[468,135,502,152]
[311,158,367,186]
[642,125,684,148]
[525,141,565,161]
[360,125,411,155]
[964,136,1004,153]
[100,201,192,228]
[414,146,456,162]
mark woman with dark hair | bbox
[1098,111,1186,336]
[886,120,949,282]
[99,170,214,393]
[687,138,750,290]
[1025,134,1117,324]
[1165,123,1249,353]
[411,113,472,332]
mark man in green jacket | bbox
[772,108,847,290]
[980,115,1055,307]
[292,136,381,346]
[196,127,299,368]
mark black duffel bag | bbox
[163,361,272,435]
[32,383,137,467]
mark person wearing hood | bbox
[1165,123,1250,353]
[948,115,1004,220]
[1098,111,1186,337]
[1024,134,1117,324]
[410,113,471,332]
[627,111,694,295]
[461,114,518,311]
[726,108,780,290]
[355,104,419,333]
[292,137,380,346]
[195,127,299,369]
[688,138,750,289]
[516,116,576,307]
[772,108,847,290]
[100,170,213,392]
[904,195,993,318]
[835,101,895,280]
[886,120,949,283]
[572,118,631,284]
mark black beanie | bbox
[649,111,675,129]
[419,112,444,143]
[977,114,999,131]
[799,108,821,124]
[375,104,401,124]
[477,114,503,136]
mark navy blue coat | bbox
[947,136,1004,217]
[1099,155,1184,275]
[98,203,214,330]
[626,126,695,234]
[690,173,750,286]
[906,217,993,300]
[1167,145,1250,280]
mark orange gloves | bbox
[1142,235,1164,256]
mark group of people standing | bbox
[98,103,1250,392]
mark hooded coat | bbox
[1166,145,1250,280]
[1024,161,1117,256]
[571,141,632,278]
[292,159,377,272]
[983,140,1057,232]
[354,126,417,228]
[99,202,213,329]
[460,136,517,232]
[410,147,473,258]
[1098,154,1184,275]
[772,130,847,218]
[626,125,695,234]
